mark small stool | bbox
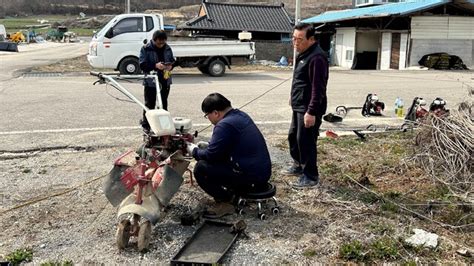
[235,182,279,220]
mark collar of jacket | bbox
[145,40,170,51]
[296,42,319,62]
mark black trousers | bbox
[193,160,263,202]
[142,84,170,126]
[288,111,322,179]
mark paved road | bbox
[0,43,472,151]
[0,42,88,82]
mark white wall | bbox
[334,27,356,68]
[399,33,409,69]
[410,16,474,67]
[380,32,391,70]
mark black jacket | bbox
[291,43,329,116]
[139,41,175,88]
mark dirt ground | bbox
[1,57,472,264]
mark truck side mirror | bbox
[105,28,113,39]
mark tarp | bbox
[0,42,18,52]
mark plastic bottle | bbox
[394,97,400,115]
[397,98,404,118]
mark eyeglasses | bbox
[204,110,215,118]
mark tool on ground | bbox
[171,220,243,265]
[429,97,449,116]
[362,93,385,116]
[91,72,195,252]
[405,97,428,121]
[335,93,385,117]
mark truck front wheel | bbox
[207,59,226,77]
[119,57,140,74]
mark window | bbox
[145,16,154,32]
[346,50,353,60]
[112,17,143,36]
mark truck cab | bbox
[88,13,164,74]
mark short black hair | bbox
[294,23,315,40]
[152,30,167,41]
[201,93,232,113]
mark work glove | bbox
[197,141,209,149]
[186,143,198,155]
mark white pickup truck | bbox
[87,13,255,76]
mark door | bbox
[390,33,400,70]
[104,17,146,66]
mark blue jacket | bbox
[139,40,175,88]
[193,109,272,183]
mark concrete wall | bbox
[399,33,409,69]
[380,32,391,70]
[254,41,293,61]
[409,39,474,68]
[356,32,379,52]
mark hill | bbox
[0,0,351,21]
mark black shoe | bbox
[292,175,319,189]
[280,165,303,176]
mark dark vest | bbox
[291,44,328,115]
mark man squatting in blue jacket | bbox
[283,23,329,189]
[187,93,272,218]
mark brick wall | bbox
[254,41,293,62]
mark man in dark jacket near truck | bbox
[283,23,329,189]
[139,30,175,132]
[187,93,272,217]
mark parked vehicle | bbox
[0,24,6,41]
[87,13,255,76]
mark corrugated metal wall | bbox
[409,39,473,67]
[410,16,474,68]
[411,16,474,40]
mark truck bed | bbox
[169,41,254,58]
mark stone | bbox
[405,228,438,248]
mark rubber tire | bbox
[271,207,280,215]
[207,59,226,77]
[137,221,152,252]
[335,106,347,117]
[119,57,140,74]
[116,219,131,250]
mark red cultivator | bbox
[91,72,195,252]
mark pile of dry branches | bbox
[414,98,473,202]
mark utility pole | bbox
[126,0,130,13]
[293,0,301,69]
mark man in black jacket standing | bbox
[283,23,329,189]
[139,30,175,132]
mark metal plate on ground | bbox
[171,220,238,265]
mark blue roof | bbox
[302,0,450,24]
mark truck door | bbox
[103,17,146,70]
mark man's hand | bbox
[197,141,209,149]
[186,143,198,155]
[155,62,165,70]
[304,113,316,128]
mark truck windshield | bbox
[94,17,117,38]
